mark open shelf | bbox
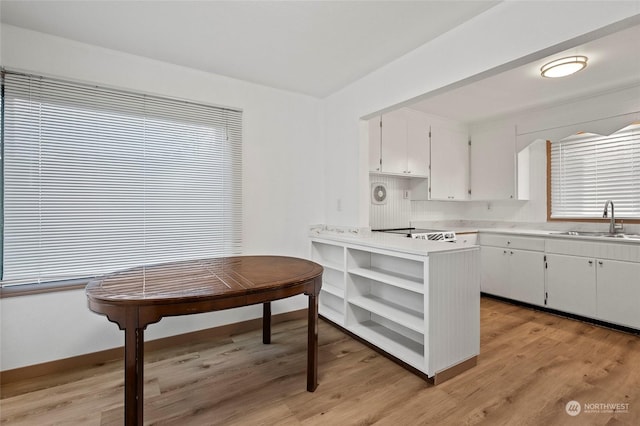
[319,303,344,325]
[350,321,425,370]
[321,260,344,273]
[319,289,344,325]
[349,295,424,333]
[312,236,480,380]
[321,282,343,298]
[311,241,345,273]
[348,267,423,294]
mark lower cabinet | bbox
[545,254,597,318]
[479,235,545,306]
[546,253,640,328]
[510,249,546,306]
[595,259,640,329]
[480,246,510,297]
[481,234,640,330]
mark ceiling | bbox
[409,21,640,123]
[0,0,499,98]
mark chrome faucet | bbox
[602,200,623,234]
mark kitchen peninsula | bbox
[309,226,479,384]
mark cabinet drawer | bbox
[479,233,544,251]
[546,238,640,262]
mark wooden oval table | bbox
[86,255,323,426]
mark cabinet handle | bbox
[510,251,514,255]
[507,241,511,245]
[503,250,507,254]
[598,261,603,266]
[588,260,593,266]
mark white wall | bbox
[322,1,640,228]
[2,1,639,371]
[0,24,324,371]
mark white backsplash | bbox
[369,175,411,229]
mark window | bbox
[1,71,242,288]
[549,123,640,220]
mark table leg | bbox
[307,293,318,392]
[262,302,271,344]
[124,326,144,426]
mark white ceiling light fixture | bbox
[540,55,588,78]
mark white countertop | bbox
[478,228,640,244]
[409,220,640,245]
[310,223,640,252]
[309,230,478,256]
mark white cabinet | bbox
[455,232,478,245]
[510,250,545,305]
[369,116,382,172]
[480,232,640,330]
[545,238,640,328]
[405,109,430,176]
[429,119,469,200]
[479,234,545,305]
[469,123,516,200]
[381,111,409,174]
[311,237,480,381]
[596,259,640,329]
[480,246,510,297]
[369,108,429,177]
[545,254,597,318]
[547,255,640,328]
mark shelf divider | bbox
[349,295,424,333]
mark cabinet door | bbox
[369,116,382,172]
[405,109,429,176]
[381,111,407,174]
[509,250,544,306]
[469,124,516,200]
[546,254,596,317]
[596,259,640,328]
[480,246,510,298]
[430,122,469,200]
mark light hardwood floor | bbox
[1,297,639,425]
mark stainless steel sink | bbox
[603,233,640,240]
[554,231,610,237]
[554,231,640,240]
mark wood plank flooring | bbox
[2,297,639,425]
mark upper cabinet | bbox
[469,123,517,200]
[369,116,382,172]
[404,109,430,177]
[369,108,429,177]
[429,117,470,200]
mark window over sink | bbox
[548,123,640,221]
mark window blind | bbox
[1,71,242,286]
[550,123,640,219]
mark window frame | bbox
[546,139,640,224]
[1,70,243,296]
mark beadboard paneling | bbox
[370,175,411,229]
